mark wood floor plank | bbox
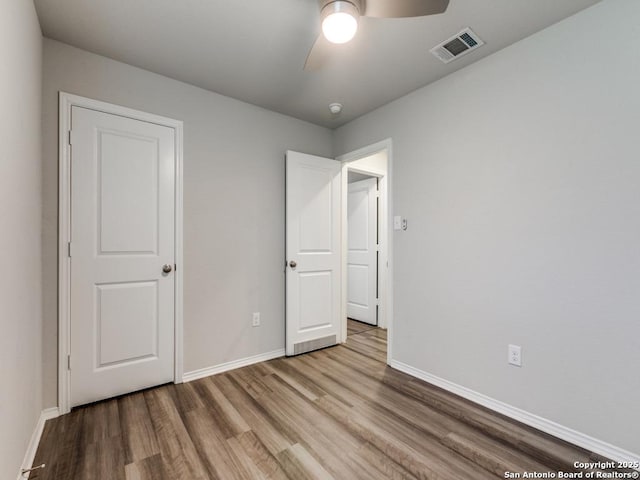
[350,442,419,480]
[143,388,209,480]
[314,393,495,480]
[75,435,126,480]
[31,322,616,480]
[166,381,205,419]
[118,392,160,464]
[31,409,86,479]
[212,373,295,456]
[246,373,368,479]
[191,377,251,438]
[226,431,290,480]
[442,431,551,477]
[347,319,377,336]
[182,406,251,480]
[276,443,335,480]
[262,358,327,401]
[81,400,121,444]
[343,336,387,362]
[124,454,170,480]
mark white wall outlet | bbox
[393,216,402,230]
[508,344,522,367]
[252,312,260,327]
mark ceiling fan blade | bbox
[363,0,449,18]
[304,34,332,71]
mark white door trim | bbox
[58,92,184,414]
[337,139,393,364]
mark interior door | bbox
[286,151,341,356]
[70,105,176,407]
[347,177,378,325]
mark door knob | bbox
[289,260,297,268]
[162,264,173,274]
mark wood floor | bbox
[346,317,377,336]
[32,320,609,480]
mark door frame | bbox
[58,92,184,414]
[337,139,393,364]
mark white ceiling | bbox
[34,0,601,128]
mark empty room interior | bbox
[2,0,639,478]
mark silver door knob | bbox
[289,260,297,268]
[162,264,173,274]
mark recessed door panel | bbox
[299,166,333,253]
[347,264,368,307]
[348,189,369,251]
[99,131,159,255]
[96,281,158,368]
[298,271,332,331]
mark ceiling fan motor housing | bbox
[320,0,362,17]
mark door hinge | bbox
[68,130,72,145]
[68,242,73,257]
[67,355,71,370]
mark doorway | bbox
[58,93,184,413]
[347,172,379,326]
[339,140,393,364]
[284,141,392,362]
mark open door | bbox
[286,151,341,356]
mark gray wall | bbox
[334,0,639,455]
[0,1,43,477]
[41,39,333,407]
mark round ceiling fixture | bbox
[329,103,343,115]
[321,1,359,44]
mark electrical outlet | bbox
[508,344,522,367]
[252,312,260,327]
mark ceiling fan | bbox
[305,0,450,70]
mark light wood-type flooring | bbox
[31,319,611,479]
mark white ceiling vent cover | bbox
[430,27,484,64]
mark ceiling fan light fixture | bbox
[321,1,359,44]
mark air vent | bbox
[430,27,484,64]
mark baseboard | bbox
[182,349,285,383]
[389,359,640,465]
[17,407,60,480]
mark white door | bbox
[70,106,176,407]
[286,151,341,355]
[347,178,378,325]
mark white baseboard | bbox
[389,360,640,465]
[182,349,285,383]
[17,407,60,480]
